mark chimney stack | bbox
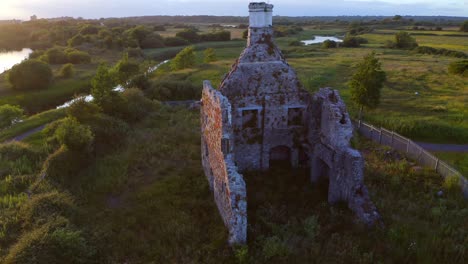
[248,2,274,28]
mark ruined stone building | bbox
[201,2,381,245]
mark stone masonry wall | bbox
[309,88,381,226]
[201,81,247,244]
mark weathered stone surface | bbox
[201,2,381,245]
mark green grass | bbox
[434,152,468,176]
[0,109,65,143]
[162,29,467,143]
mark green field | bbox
[155,29,467,143]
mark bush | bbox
[19,191,75,227]
[460,20,468,32]
[67,50,91,64]
[203,48,217,63]
[322,40,337,48]
[59,63,74,78]
[448,60,468,76]
[7,59,53,90]
[114,55,140,85]
[200,31,231,42]
[171,46,196,70]
[140,33,165,49]
[176,29,200,43]
[145,80,201,101]
[88,114,129,152]
[342,35,367,47]
[394,31,418,49]
[0,104,24,129]
[0,142,42,177]
[127,74,151,90]
[125,47,143,58]
[289,40,304,46]
[120,88,156,122]
[414,46,467,58]
[68,34,86,47]
[55,117,94,152]
[66,98,101,123]
[45,47,68,64]
[164,37,189,47]
[4,222,95,264]
[41,145,90,187]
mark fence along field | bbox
[355,120,468,198]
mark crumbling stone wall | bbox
[201,81,247,244]
[201,2,380,245]
[308,88,381,226]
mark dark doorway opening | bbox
[269,145,291,168]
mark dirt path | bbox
[4,124,47,143]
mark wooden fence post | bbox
[391,131,394,147]
[435,158,439,171]
[406,139,410,153]
[378,129,382,144]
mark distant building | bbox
[201,2,381,244]
[30,15,38,21]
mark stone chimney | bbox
[249,2,273,28]
[247,2,274,47]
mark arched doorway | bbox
[269,145,291,168]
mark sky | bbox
[0,0,466,20]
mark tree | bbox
[59,63,74,78]
[0,104,24,129]
[394,31,418,49]
[55,117,94,152]
[460,21,468,32]
[204,48,217,63]
[322,40,337,48]
[171,46,196,70]
[91,64,117,107]
[7,59,53,90]
[114,53,140,85]
[349,52,387,120]
[176,28,200,43]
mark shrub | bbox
[127,73,151,90]
[41,145,90,187]
[145,80,201,101]
[4,223,95,264]
[18,191,75,226]
[88,114,129,152]
[59,63,74,78]
[322,40,337,48]
[68,34,86,47]
[140,33,165,49]
[394,31,418,49]
[200,31,231,42]
[164,37,189,47]
[114,54,140,85]
[460,20,468,32]
[55,117,94,152]
[0,104,24,128]
[66,98,102,123]
[79,24,99,35]
[414,46,467,58]
[45,47,68,64]
[67,50,91,64]
[171,46,196,70]
[125,47,143,58]
[176,28,200,43]
[0,142,41,176]
[121,88,156,122]
[7,59,53,90]
[91,64,118,107]
[342,35,367,47]
[289,40,304,46]
[443,175,461,194]
[447,60,468,76]
[203,48,217,63]
[29,50,44,59]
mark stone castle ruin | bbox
[201,2,381,244]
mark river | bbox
[0,48,33,74]
[301,36,343,45]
